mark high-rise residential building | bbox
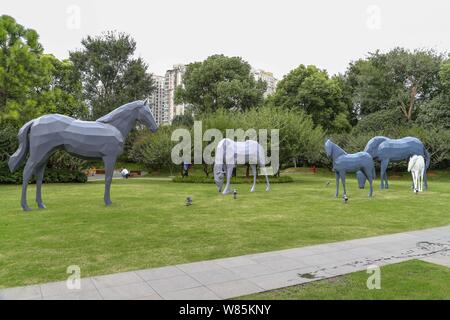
[164,64,188,123]
[252,69,278,97]
[149,75,166,125]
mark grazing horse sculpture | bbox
[408,155,425,193]
[8,100,158,211]
[324,139,375,198]
[357,136,430,190]
[213,138,270,195]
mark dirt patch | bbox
[298,272,317,279]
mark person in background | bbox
[182,161,191,177]
[120,168,130,179]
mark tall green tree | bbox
[0,15,87,123]
[175,54,266,113]
[0,15,49,122]
[416,58,450,129]
[70,31,154,119]
[268,65,352,133]
[346,48,444,121]
[44,57,88,119]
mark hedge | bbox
[0,165,87,184]
[172,175,294,184]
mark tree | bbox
[416,59,450,129]
[175,54,266,114]
[130,126,177,175]
[268,65,352,133]
[198,106,324,175]
[0,15,88,123]
[44,57,88,119]
[346,48,444,121]
[172,113,194,127]
[0,15,50,122]
[70,31,154,119]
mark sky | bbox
[3,0,450,79]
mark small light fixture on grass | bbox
[186,196,193,206]
[233,189,237,199]
[343,194,348,204]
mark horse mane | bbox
[97,101,140,124]
[332,143,347,158]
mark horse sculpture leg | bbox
[363,168,374,197]
[222,165,234,195]
[35,163,47,209]
[415,171,420,192]
[250,165,257,192]
[335,172,340,198]
[264,172,270,192]
[341,172,347,197]
[368,175,374,197]
[416,171,420,192]
[419,169,424,192]
[21,160,35,211]
[103,156,117,206]
[423,169,428,190]
[380,159,389,189]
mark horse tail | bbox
[8,120,33,172]
[423,146,431,169]
[407,156,414,172]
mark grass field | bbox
[238,260,450,300]
[0,169,449,288]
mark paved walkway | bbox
[1,225,449,300]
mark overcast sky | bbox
[3,0,450,79]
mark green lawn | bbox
[238,260,450,300]
[0,169,449,288]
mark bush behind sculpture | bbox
[0,165,87,184]
[173,175,293,184]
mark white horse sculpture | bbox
[408,155,425,193]
[213,138,270,195]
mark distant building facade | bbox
[149,75,166,125]
[150,65,277,124]
[164,64,189,123]
[252,69,278,97]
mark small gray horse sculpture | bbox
[214,138,270,195]
[8,100,158,211]
[325,139,375,198]
[357,136,430,190]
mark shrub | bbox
[129,126,179,175]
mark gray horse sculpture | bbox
[214,138,270,195]
[325,139,375,198]
[357,136,430,190]
[8,100,158,211]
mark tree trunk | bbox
[407,85,417,121]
